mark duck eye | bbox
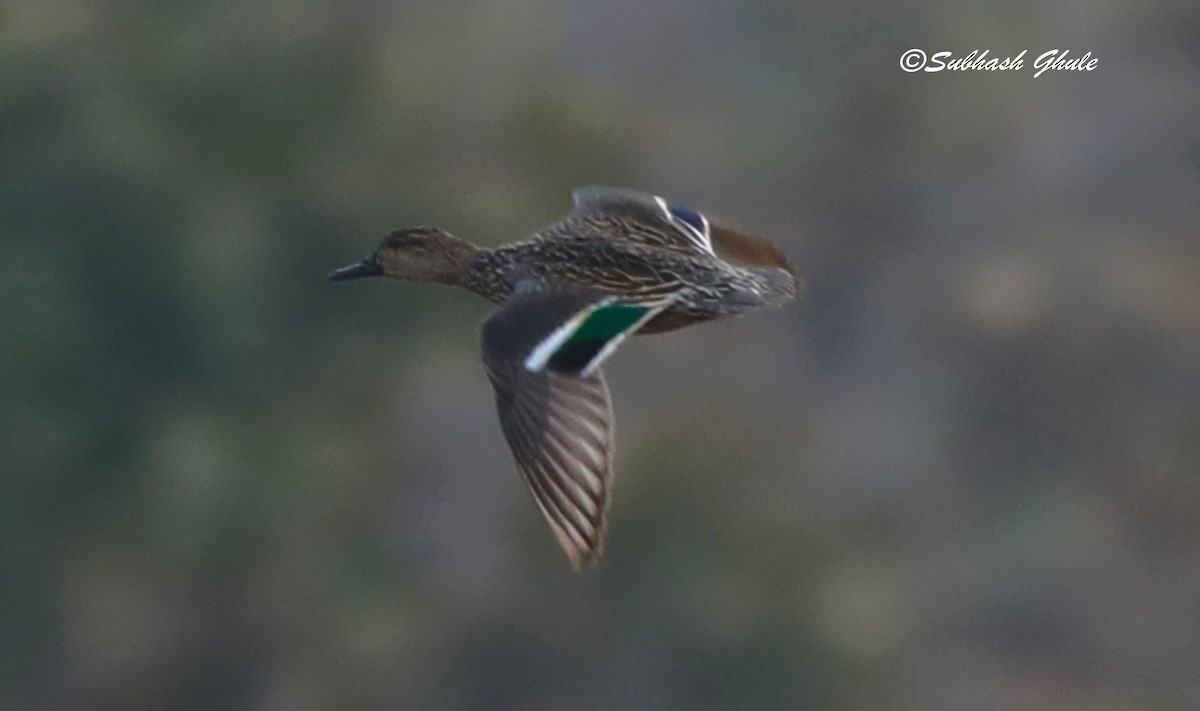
[668,204,707,234]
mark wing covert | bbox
[569,186,715,257]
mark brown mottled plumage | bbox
[331,187,799,569]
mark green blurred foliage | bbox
[2,1,1199,709]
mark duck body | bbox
[462,221,794,332]
[331,187,798,569]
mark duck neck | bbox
[460,247,516,304]
[425,233,481,287]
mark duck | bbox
[331,187,799,569]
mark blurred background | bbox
[4,1,1199,709]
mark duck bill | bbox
[329,257,383,282]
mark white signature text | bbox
[900,49,1098,78]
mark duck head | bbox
[330,227,477,285]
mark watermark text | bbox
[900,49,1098,77]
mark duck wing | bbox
[570,187,798,278]
[480,281,669,568]
[569,186,716,257]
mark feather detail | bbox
[482,356,614,569]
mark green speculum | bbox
[547,303,648,374]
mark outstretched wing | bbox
[484,352,613,569]
[570,186,715,257]
[480,281,667,568]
